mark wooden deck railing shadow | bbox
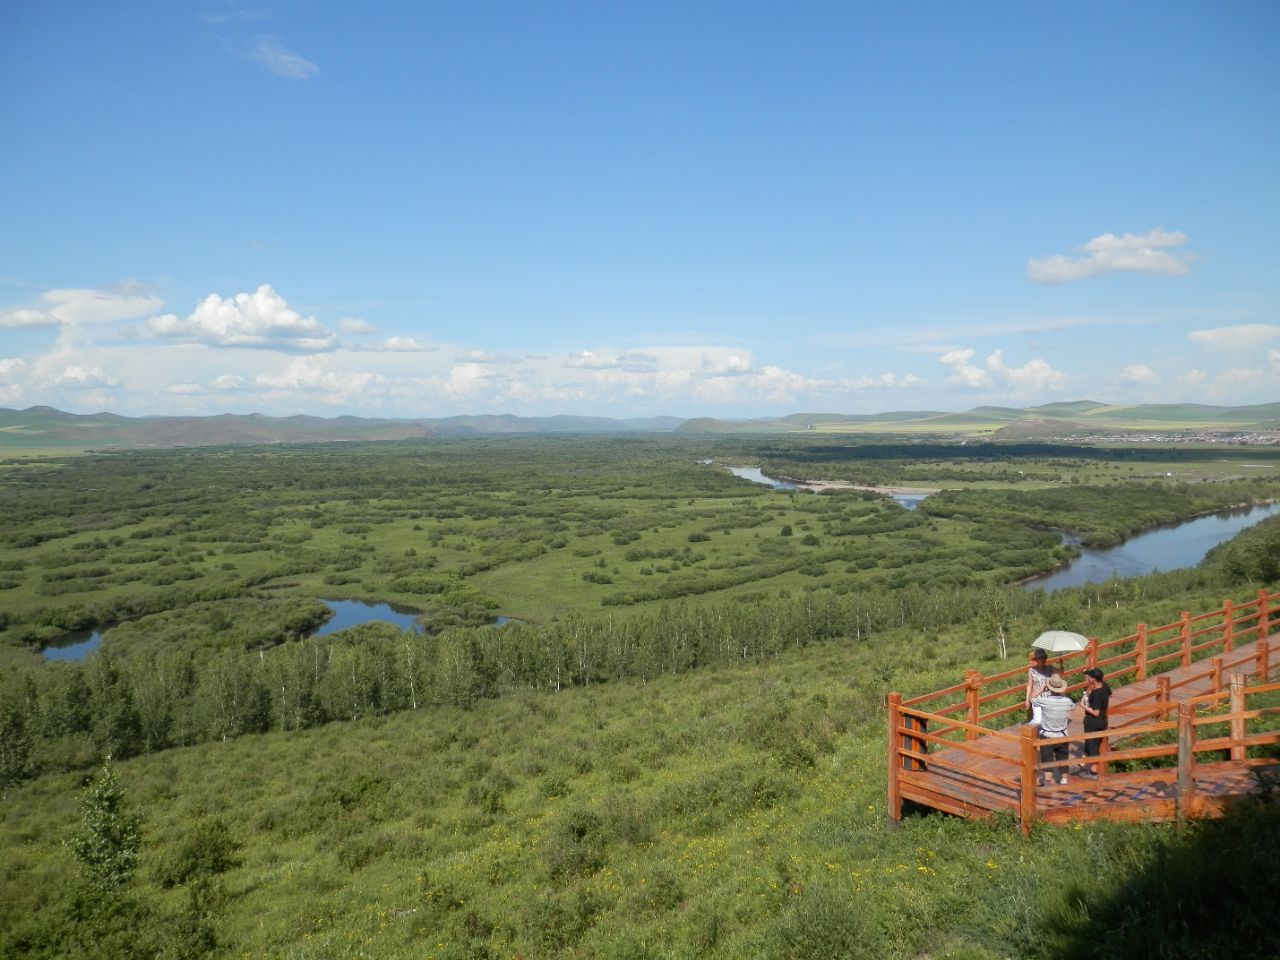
[887,589,1280,833]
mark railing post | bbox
[1229,674,1246,763]
[1257,589,1270,641]
[1176,701,1197,825]
[965,670,981,740]
[1258,637,1271,682]
[1086,636,1098,670]
[1210,655,1223,694]
[1180,611,1192,668]
[1223,598,1235,653]
[1020,725,1038,835]
[887,692,903,823]
[1135,623,1148,680]
[1157,675,1171,712]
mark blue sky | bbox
[1,1,1277,418]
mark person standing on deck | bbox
[1025,647,1056,721]
[1028,673,1073,786]
[1080,668,1111,778]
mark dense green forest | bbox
[3,437,1280,958]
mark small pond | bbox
[42,628,107,662]
[1025,501,1280,593]
[312,598,426,638]
[43,597,429,662]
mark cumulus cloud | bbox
[247,37,319,79]
[1119,364,1158,385]
[1027,228,1194,284]
[338,317,377,334]
[698,352,752,376]
[149,285,337,351]
[212,374,246,390]
[940,348,1066,393]
[0,358,27,379]
[940,348,992,388]
[985,350,1068,391]
[1187,324,1280,350]
[444,363,497,398]
[54,365,118,388]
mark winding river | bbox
[1024,501,1280,593]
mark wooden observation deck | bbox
[887,589,1280,833]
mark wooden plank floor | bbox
[901,635,1274,824]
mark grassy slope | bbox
[4,571,1274,960]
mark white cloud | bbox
[378,337,435,352]
[940,348,1066,393]
[1027,228,1194,283]
[1187,324,1280,350]
[0,309,59,329]
[458,350,521,364]
[1,280,163,328]
[0,358,26,379]
[985,350,1068,391]
[564,350,659,372]
[247,37,319,79]
[698,352,751,376]
[444,363,496,398]
[212,374,246,390]
[54,365,118,388]
[149,284,337,351]
[940,348,992,388]
[1119,364,1158,385]
[338,317,377,334]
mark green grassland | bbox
[4,436,1280,958]
[4,562,1279,959]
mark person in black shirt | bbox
[1080,667,1111,777]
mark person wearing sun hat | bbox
[1027,672,1074,786]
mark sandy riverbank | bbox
[787,478,942,496]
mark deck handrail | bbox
[887,592,1280,832]
[897,589,1279,730]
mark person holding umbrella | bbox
[1026,630,1089,719]
[1025,647,1056,720]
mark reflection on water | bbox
[728,465,928,508]
[312,598,425,637]
[43,598,429,661]
[1026,502,1280,593]
[42,629,104,662]
[727,465,800,491]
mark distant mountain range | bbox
[1,401,1278,450]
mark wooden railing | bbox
[887,589,1280,832]
[900,589,1276,737]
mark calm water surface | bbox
[1025,502,1280,592]
[312,598,425,637]
[43,597,428,661]
[729,465,927,508]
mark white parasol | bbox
[1032,630,1089,653]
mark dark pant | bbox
[1039,739,1068,779]
[1084,726,1107,758]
